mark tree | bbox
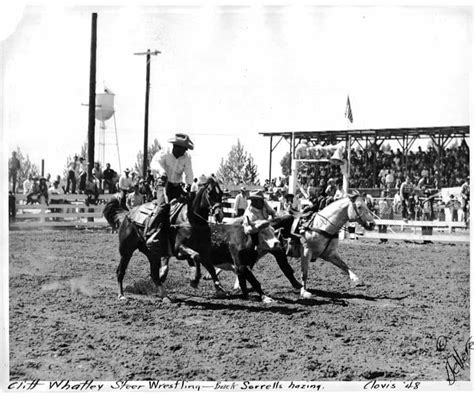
[134,138,162,177]
[280,152,291,178]
[11,146,40,189]
[216,139,259,185]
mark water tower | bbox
[95,91,121,173]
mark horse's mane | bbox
[317,197,351,218]
[189,179,215,224]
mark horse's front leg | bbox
[145,249,171,303]
[197,248,227,296]
[300,243,313,299]
[176,245,201,288]
[321,247,363,286]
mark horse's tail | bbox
[103,197,128,230]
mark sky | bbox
[1,3,471,182]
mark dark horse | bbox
[103,178,226,301]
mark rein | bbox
[351,200,366,225]
[302,198,362,237]
[190,181,222,224]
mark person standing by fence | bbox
[9,151,21,194]
[102,163,116,193]
[23,174,33,195]
[233,186,248,217]
[118,168,134,210]
[378,190,393,243]
[9,191,16,220]
[400,176,414,220]
[66,155,78,194]
[78,158,88,193]
[460,176,470,223]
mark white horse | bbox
[298,192,376,299]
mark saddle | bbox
[127,200,186,229]
[291,210,316,236]
[128,202,156,228]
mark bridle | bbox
[350,197,374,229]
[350,199,365,224]
[192,180,223,222]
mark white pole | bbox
[289,132,297,194]
[113,113,121,174]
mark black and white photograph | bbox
[1,2,471,391]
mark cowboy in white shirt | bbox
[150,133,194,202]
[145,133,195,251]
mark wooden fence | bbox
[9,194,110,230]
[9,193,470,243]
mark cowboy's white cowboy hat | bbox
[168,133,194,150]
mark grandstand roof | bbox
[258,125,469,140]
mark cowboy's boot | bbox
[146,203,171,252]
[144,184,168,242]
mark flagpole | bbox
[343,95,352,195]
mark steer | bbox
[208,219,301,302]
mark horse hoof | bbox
[214,287,228,298]
[262,295,274,304]
[300,289,313,299]
[190,279,199,289]
[292,282,303,290]
[118,295,127,301]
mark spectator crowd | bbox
[8,138,470,223]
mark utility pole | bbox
[134,49,161,176]
[87,13,97,180]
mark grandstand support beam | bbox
[268,135,286,182]
[395,135,417,171]
[430,134,453,173]
[268,136,272,182]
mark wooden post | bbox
[142,50,151,177]
[135,49,160,177]
[87,13,97,180]
[41,159,44,177]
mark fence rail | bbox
[9,194,470,243]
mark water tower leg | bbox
[113,113,121,174]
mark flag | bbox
[345,96,353,123]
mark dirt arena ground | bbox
[9,228,470,382]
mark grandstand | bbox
[259,125,469,196]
